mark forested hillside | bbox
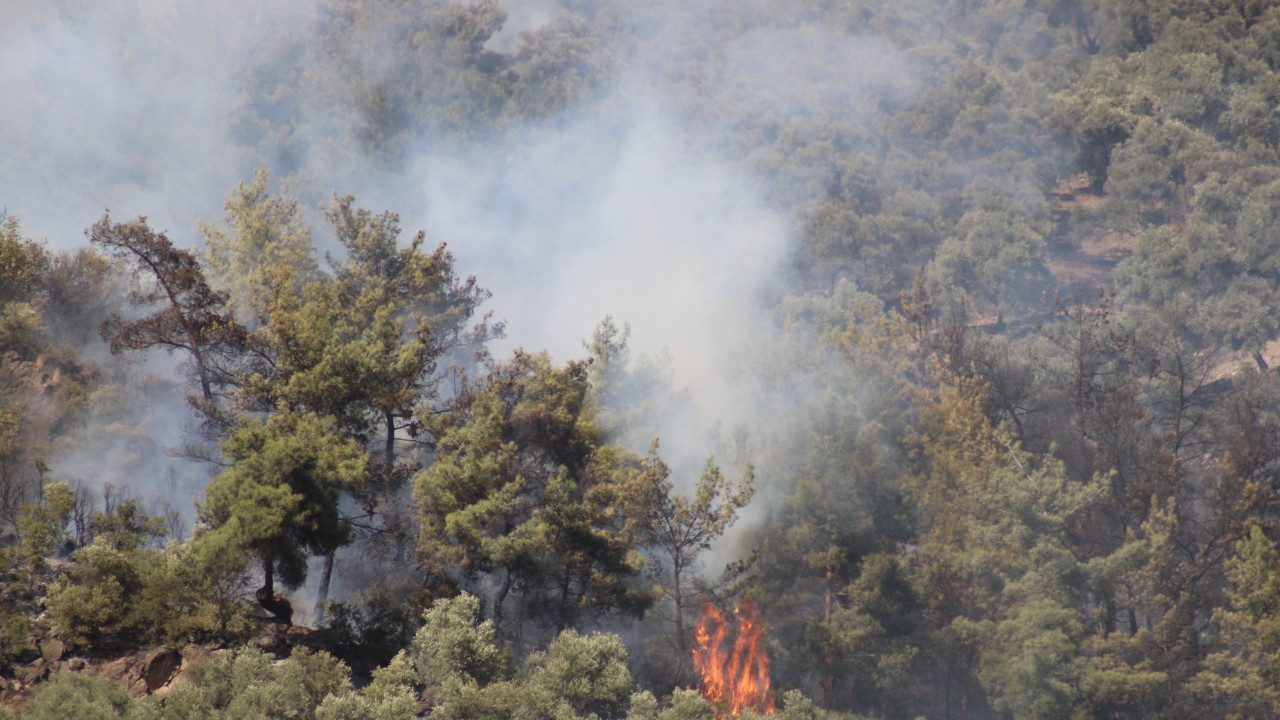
[5,0,1280,718]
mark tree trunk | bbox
[673,567,686,652]
[385,411,396,467]
[190,344,212,403]
[493,569,512,633]
[256,555,293,625]
[313,551,336,624]
[557,571,572,632]
[263,555,273,598]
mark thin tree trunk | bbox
[134,250,212,402]
[557,572,572,632]
[256,555,293,624]
[313,552,336,624]
[385,411,396,467]
[493,569,512,632]
[263,555,274,598]
[673,567,686,652]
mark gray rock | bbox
[39,637,64,663]
[15,658,47,685]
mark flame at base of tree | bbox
[692,597,776,718]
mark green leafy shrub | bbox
[409,593,512,687]
[45,540,252,653]
[0,610,29,672]
[20,674,133,720]
[136,646,351,720]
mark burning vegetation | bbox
[692,598,775,718]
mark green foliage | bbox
[803,553,920,715]
[315,651,418,720]
[0,609,28,672]
[900,367,1110,717]
[15,481,73,577]
[239,269,402,436]
[753,690,867,720]
[266,648,356,718]
[927,207,1051,311]
[404,593,651,720]
[199,169,320,323]
[45,538,253,653]
[44,539,145,652]
[0,214,48,305]
[88,496,168,551]
[0,301,49,359]
[507,14,619,118]
[744,283,919,715]
[415,351,652,630]
[1104,118,1219,227]
[1119,169,1280,360]
[1191,526,1280,717]
[525,630,633,719]
[324,192,494,442]
[20,675,134,719]
[656,689,713,720]
[139,647,351,720]
[1050,60,1145,189]
[409,593,512,687]
[642,444,753,653]
[975,598,1091,720]
[626,690,659,720]
[197,410,366,593]
[583,317,677,449]
[430,678,568,720]
[314,689,416,720]
[142,647,273,719]
[236,190,494,474]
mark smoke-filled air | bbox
[4,1,1280,718]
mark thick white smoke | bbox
[401,107,788,468]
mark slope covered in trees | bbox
[5,0,1280,718]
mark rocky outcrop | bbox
[89,645,185,696]
[137,646,182,694]
[5,643,190,701]
[38,638,63,664]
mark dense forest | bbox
[5,0,1280,718]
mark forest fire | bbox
[692,598,775,718]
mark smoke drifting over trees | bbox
[6,0,1280,718]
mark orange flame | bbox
[692,598,775,718]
